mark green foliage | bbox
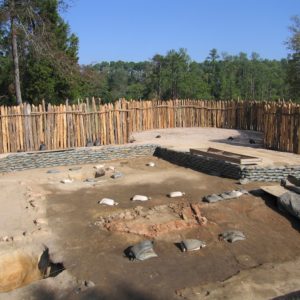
[78,49,290,102]
[286,16,300,100]
[0,0,80,104]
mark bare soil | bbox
[1,128,300,300]
[40,157,300,300]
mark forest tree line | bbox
[0,0,299,105]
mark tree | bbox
[163,48,190,99]
[150,54,164,99]
[0,0,23,103]
[0,0,79,104]
[204,48,221,99]
[286,15,300,100]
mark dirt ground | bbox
[1,128,300,300]
[133,127,300,166]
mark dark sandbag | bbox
[287,175,300,187]
[281,178,300,195]
[219,230,246,243]
[277,192,300,220]
[129,240,157,261]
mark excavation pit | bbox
[0,248,64,293]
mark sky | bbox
[62,0,300,65]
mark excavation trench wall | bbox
[0,144,299,182]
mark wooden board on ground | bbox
[190,147,262,165]
[260,185,287,198]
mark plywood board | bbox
[260,185,287,198]
[190,147,262,165]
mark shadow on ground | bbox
[251,190,300,234]
[272,290,300,300]
[31,281,160,300]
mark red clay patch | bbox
[95,201,207,238]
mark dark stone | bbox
[95,168,105,178]
[39,143,47,151]
[129,136,136,143]
[86,139,93,147]
[38,247,50,278]
[94,138,101,146]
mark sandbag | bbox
[98,198,118,206]
[180,239,206,252]
[132,195,151,201]
[203,189,248,203]
[130,240,157,261]
[287,175,300,187]
[281,178,300,195]
[168,191,185,198]
[219,230,246,243]
[203,194,223,203]
[111,172,123,179]
[277,192,300,220]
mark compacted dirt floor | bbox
[45,158,300,300]
[1,128,300,300]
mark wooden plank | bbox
[260,185,287,198]
[190,148,262,165]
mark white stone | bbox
[94,164,105,169]
[60,179,73,184]
[146,162,155,167]
[132,195,151,201]
[98,198,118,206]
[168,191,185,198]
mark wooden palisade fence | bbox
[0,99,299,154]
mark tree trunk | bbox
[9,0,22,104]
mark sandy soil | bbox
[133,127,300,166]
[0,127,300,300]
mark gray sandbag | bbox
[47,169,61,174]
[203,194,223,203]
[239,178,250,185]
[238,188,249,195]
[219,230,246,243]
[277,192,300,220]
[111,172,123,179]
[222,190,244,199]
[219,192,232,200]
[130,240,157,261]
[204,189,248,203]
[180,239,206,252]
[287,175,300,187]
[281,178,300,195]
